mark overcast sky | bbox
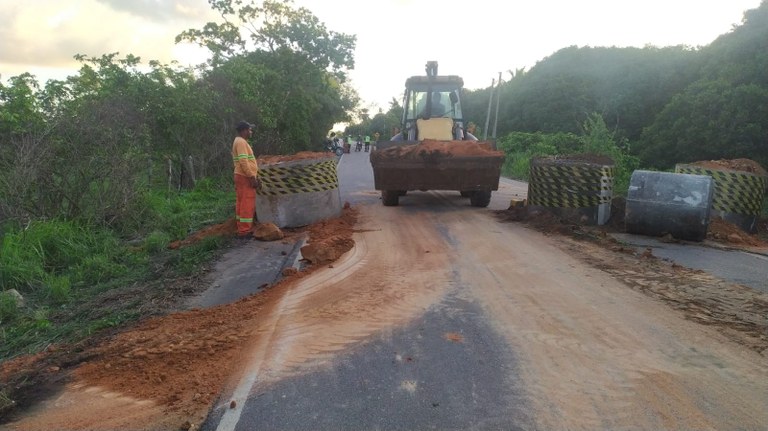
[0,0,762,111]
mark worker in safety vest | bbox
[232,121,261,238]
[364,135,371,152]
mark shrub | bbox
[497,115,639,196]
[580,114,639,196]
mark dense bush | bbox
[497,114,639,196]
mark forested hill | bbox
[463,0,768,169]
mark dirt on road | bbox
[1,208,359,430]
[3,184,768,430]
[454,213,768,429]
[496,202,768,356]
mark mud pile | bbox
[497,200,767,248]
[298,204,357,264]
[370,140,504,162]
[0,207,359,429]
[77,207,359,396]
[168,218,286,248]
[168,219,237,249]
[496,203,580,236]
[258,151,334,165]
[688,158,768,176]
[708,217,768,247]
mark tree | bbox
[177,0,359,153]
[0,73,44,137]
[640,79,768,169]
[177,0,356,80]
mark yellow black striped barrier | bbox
[258,160,339,196]
[528,164,615,208]
[675,165,767,216]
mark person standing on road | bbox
[232,121,261,238]
[364,134,371,152]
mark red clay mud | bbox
[1,207,359,429]
[370,140,504,161]
[688,158,767,176]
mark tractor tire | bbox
[470,190,491,207]
[382,190,399,206]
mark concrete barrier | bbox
[675,164,767,233]
[625,170,714,241]
[527,156,615,225]
[256,154,341,228]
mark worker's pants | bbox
[234,174,256,236]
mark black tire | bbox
[335,147,344,156]
[382,190,399,206]
[460,191,473,197]
[470,190,491,207]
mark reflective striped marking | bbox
[233,154,256,161]
[528,164,615,208]
[258,160,339,196]
[675,165,768,216]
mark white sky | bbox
[0,0,762,112]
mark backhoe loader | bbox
[370,61,505,207]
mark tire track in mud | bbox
[219,205,456,405]
[437,205,768,430]
[4,386,173,431]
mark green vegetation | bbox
[0,181,232,359]
[3,0,768,364]
[460,2,767,171]
[0,0,357,360]
[497,114,639,196]
[359,1,766,201]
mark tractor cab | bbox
[394,61,470,141]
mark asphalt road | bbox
[207,292,532,431]
[7,149,766,431]
[199,149,768,430]
[611,233,768,293]
[201,149,534,431]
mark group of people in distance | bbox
[352,134,372,152]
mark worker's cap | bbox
[236,121,254,131]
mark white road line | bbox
[215,235,367,431]
[214,364,262,431]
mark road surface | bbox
[201,149,768,430]
[7,149,767,430]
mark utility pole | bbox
[492,72,502,139]
[483,78,495,141]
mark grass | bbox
[0,177,234,361]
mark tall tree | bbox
[177,0,359,152]
[640,79,768,168]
